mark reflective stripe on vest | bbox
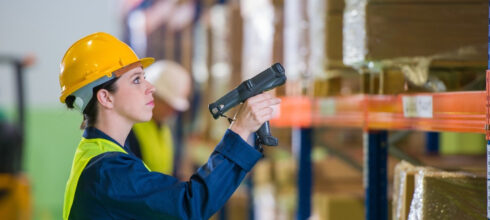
[132,121,174,175]
[62,138,128,220]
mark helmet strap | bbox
[71,75,115,113]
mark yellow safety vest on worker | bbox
[132,121,174,175]
[62,138,129,220]
[63,122,173,219]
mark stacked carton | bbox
[251,156,297,220]
[342,0,487,94]
[409,168,486,219]
[392,161,486,220]
[313,193,365,220]
[308,0,360,96]
[343,0,487,65]
[392,161,426,220]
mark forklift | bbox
[0,54,34,219]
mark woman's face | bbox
[112,64,155,123]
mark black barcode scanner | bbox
[208,63,287,148]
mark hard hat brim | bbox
[140,57,155,69]
[59,57,155,103]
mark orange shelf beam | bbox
[270,96,312,127]
[367,92,486,133]
[271,91,486,133]
[312,95,365,128]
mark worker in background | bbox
[126,60,192,175]
[59,32,280,219]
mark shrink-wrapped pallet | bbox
[408,169,486,219]
[392,161,436,220]
[343,0,488,66]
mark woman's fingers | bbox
[255,107,274,122]
[249,97,281,114]
[249,102,280,124]
[247,92,273,104]
[229,93,281,141]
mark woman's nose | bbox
[146,80,156,94]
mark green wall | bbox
[440,132,486,155]
[22,108,82,219]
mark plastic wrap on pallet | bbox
[408,169,486,220]
[192,18,209,84]
[378,49,486,87]
[308,0,350,80]
[307,0,326,79]
[392,161,437,220]
[369,48,486,88]
[253,184,276,220]
[393,161,414,220]
[284,0,307,82]
[342,0,487,67]
[209,5,231,81]
[241,0,275,80]
[343,0,366,67]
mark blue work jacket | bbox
[68,127,262,219]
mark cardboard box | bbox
[253,184,277,220]
[275,186,297,220]
[374,69,407,94]
[225,188,249,220]
[324,14,344,66]
[180,25,193,72]
[252,160,273,186]
[309,0,354,79]
[361,64,485,95]
[228,0,243,86]
[210,186,250,220]
[343,0,488,65]
[314,77,343,97]
[314,157,363,194]
[272,158,297,188]
[408,169,486,219]
[392,161,427,220]
[326,0,345,13]
[313,193,365,220]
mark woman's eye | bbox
[133,77,140,84]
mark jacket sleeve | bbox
[93,129,262,219]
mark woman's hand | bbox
[229,93,281,141]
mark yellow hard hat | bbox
[59,32,154,103]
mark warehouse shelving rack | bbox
[271,88,488,219]
[270,16,490,218]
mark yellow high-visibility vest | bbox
[132,121,174,175]
[62,138,128,220]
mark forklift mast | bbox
[0,54,33,173]
[0,54,34,220]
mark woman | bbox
[126,60,193,176]
[59,32,280,219]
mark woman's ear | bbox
[96,89,114,109]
